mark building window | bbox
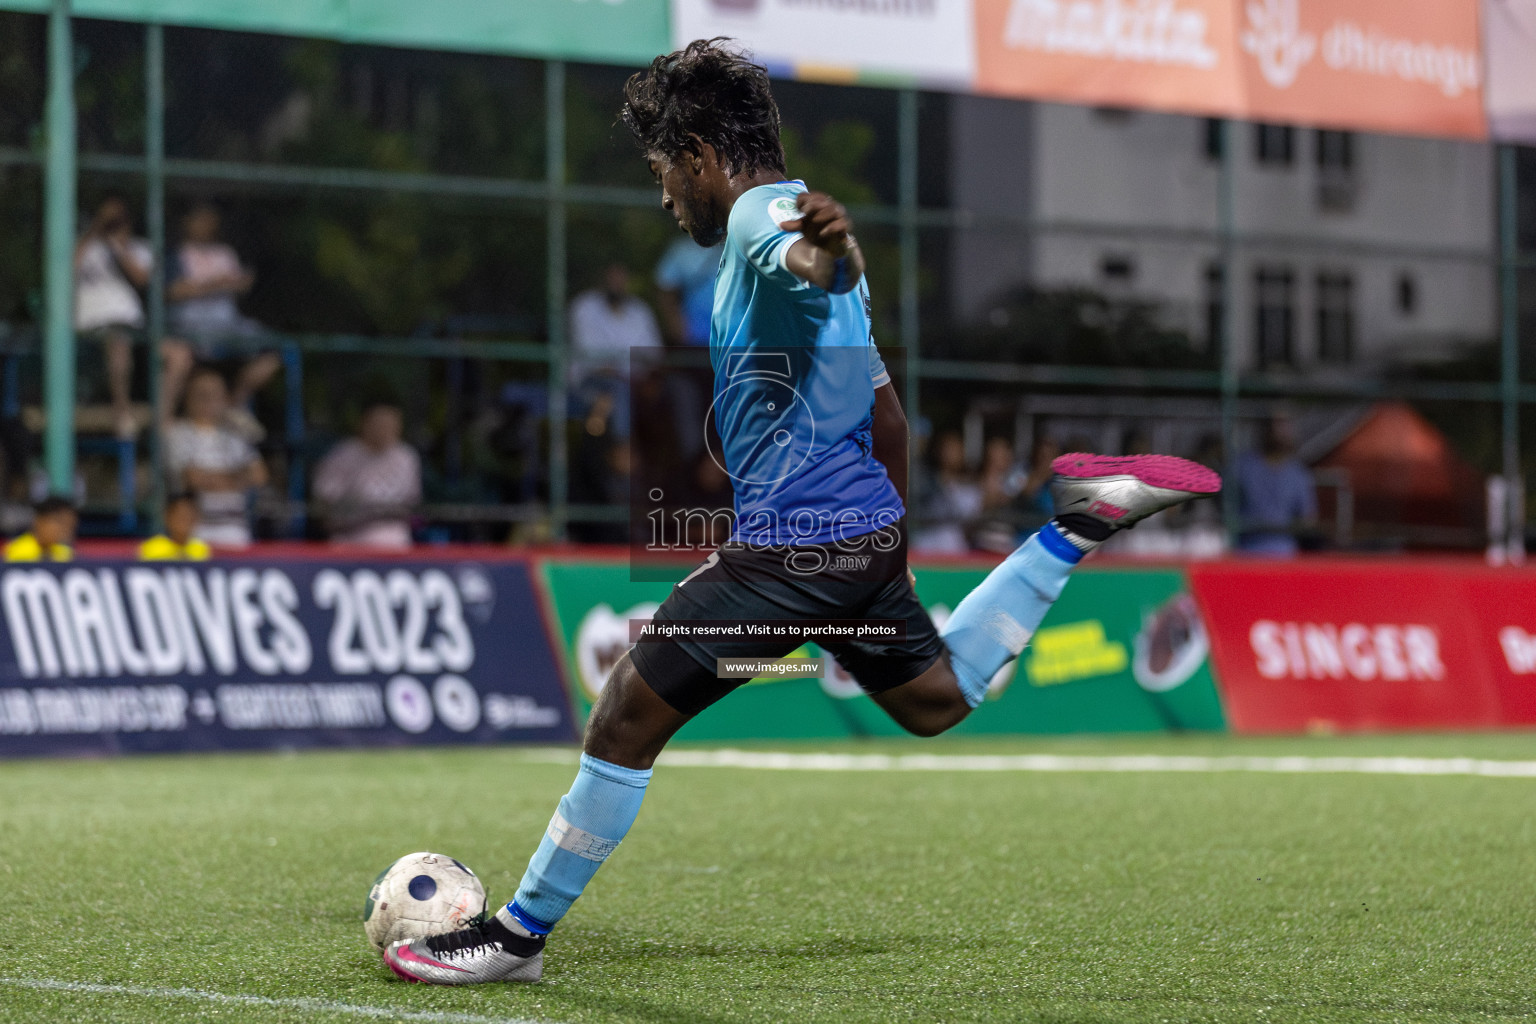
[1316,271,1355,364]
[1316,130,1353,172]
[1101,254,1135,282]
[1254,123,1295,166]
[1204,263,1225,350]
[1203,118,1224,161]
[1397,273,1418,316]
[1315,129,1356,211]
[1254,266,1296,367]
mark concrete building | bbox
[948,97,1496,373]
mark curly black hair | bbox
[621,38,786,178]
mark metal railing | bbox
[3,12,1530,547]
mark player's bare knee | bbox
[581,654,684,770]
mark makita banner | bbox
[0,559,574,757]
[1188,561,1536,734]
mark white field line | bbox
[0,976,549,1024]
[518,747,1536,778]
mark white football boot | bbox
[383,906,545,985]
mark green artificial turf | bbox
[3,733,1536,1023]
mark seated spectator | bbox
[313,398,421,549]
[74,196,193,436]
[164,366,268,548]
[913,431,982,555]
[167,202,279,439]
[568,263,661,437]
[139,491,211,561]
[4,496,76,562]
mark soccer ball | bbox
[363,851,488,952]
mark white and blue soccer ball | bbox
[363,851,487,951]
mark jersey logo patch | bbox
[768,196,801,228]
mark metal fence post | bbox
[898,88,920,525]
[43,0,76,497]
[1218,118,1240,544]
[145,22,165,532]
[546,59,568,540]
[1498,143,1523,556]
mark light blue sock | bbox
[940,522,1082,707]
[508,753,651,934]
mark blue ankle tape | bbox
[1038,521,1084,564]
[507,901,553,936]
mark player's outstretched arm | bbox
[780,191,866,294]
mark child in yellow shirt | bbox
[3,496,76,561]
[138,492,211,561]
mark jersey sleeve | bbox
[729,190,808,290]
[869,342,891,388]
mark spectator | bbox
[979,437,1023,513]
[164,366,268,548]
[568,263,661,437]
[138,491,211,561]
[1019,434,1060,521]
[654,239,721,466]
[1235,415,1317,557]
[913,431,983,554]
[4,496,76,562]
[313,398,421,549]
[167,201,280,439]
[655,237,722,348]
[74,196,192,437]
[569,431,632,545]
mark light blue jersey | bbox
[710,180,902,546]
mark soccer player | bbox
[384,39,1219,985]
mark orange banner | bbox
[974,0,1243,116]
[1239,0,1484,139]
[974,0,1485,139]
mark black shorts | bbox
[629,524,945,716]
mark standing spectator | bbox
[74,196,192,437]
[655,237,722,348]
[568,263,661,437]
[164,366,268,548]
[3,496,76,562]
[313,398,421,549]
[1235,415,1317,557]
[653,239,721,465]
[168,202,280,439]
[913,431,983,554]
[138,491,211,561]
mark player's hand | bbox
[780,192,856,257]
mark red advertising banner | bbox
[1189,561,1536,734]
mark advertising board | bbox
[0,559,575,757]
[671,0,977,86]
[1188,561,1505,733]
[539,558,1226,739]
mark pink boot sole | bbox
[1051,453,1222,494]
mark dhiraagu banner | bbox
[538,558,1226,740]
